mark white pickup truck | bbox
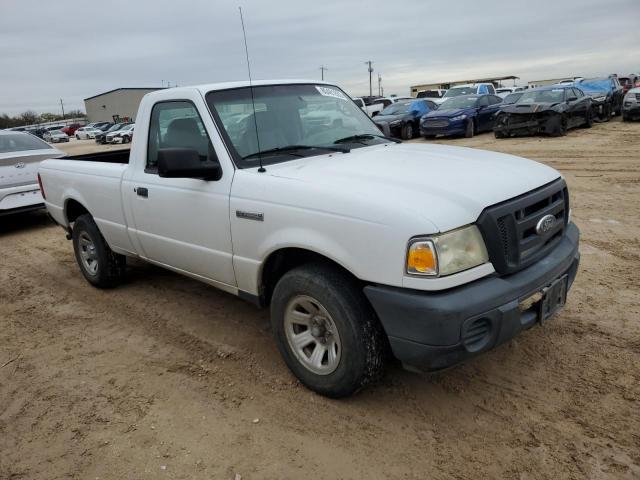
[39,80,580,397]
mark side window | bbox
[490,95,503,105]
[487,84,496,94]
[573,88,584,98]
[478,85,488,94]
[478,96,490,107]
[147,101,214,171]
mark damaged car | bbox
[373,99,437,139]
[573,77,623,121]
[494,86,593,138]
[622,86,640,121]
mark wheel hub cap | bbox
[78,231,99,275]
[284,295,341,375]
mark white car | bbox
[433,83,497,104]
[39,80,580,398]
[43,129,69,143]
[75,127,103,140]
[0,131,64,215]
[106,124,135,144]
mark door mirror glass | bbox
[567,96,577,102]
[157,148,222,180]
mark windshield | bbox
[503,93,523,104]
[443,86,476,98]
[0,133,52,153]
[517,89,566,104]
[206,84,387,168]
[439,96,478,110]
[380,101,412,115]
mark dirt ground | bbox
[1,120,639,479]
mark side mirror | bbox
[372,111,379,117]
[567,96,577,102]
[157,148,221,181]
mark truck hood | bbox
[264,143,560,232]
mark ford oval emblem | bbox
[14,162,26,169]
[536,214,556,235]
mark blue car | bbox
[420,94,503,138]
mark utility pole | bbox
[378,73,382,96]
[320,65,328,81]
[365,60,373,97]
[60,98,65,119]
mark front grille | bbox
[424,119,449,128]
[477,178,568,275]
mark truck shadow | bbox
[0,210,53,237]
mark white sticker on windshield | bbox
[315,86,348,101]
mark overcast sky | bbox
[1,0,638,115]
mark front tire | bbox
[464,119,474,138]
[72,214,126,288]
[401,123,413,140]
[583,108,593,128]
[270,263,386,398]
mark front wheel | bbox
[72,214,126,288]
[464,119,474,138]
[76,134,80,139]
[401,123,413,140]
[583,108,593,128]
[494,129,508,138]
[270,263,386,398]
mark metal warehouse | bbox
[84,87,163,123]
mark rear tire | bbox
[72,214,126,288]
[270,263,386,398]
[464,119,474,138]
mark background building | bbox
[84,87,163,123]
[527,77,581,88]
[410,75,519,96]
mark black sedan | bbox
[494,86,593,138]
[373,99,437,139]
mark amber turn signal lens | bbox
[407,241,437,275]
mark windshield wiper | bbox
[242,144,350,160]
[333,134,401,145]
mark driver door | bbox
[123,98,236,289]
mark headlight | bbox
[451,114,467,121]
[406,225,489,277]
[390,120,402,126]
[593,95,607,102]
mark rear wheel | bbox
[122,136,130,144]
[270,263,386,398]
[464,119,474,138]
[72,214,126,288]
[76,134,80,139]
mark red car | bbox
[62,123,83,136]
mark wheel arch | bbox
[64,197,91,225]
[258,247,363,307]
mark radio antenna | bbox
[239,6,265,172]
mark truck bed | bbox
[62,149,130,164]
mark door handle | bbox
[135,187,148,198]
